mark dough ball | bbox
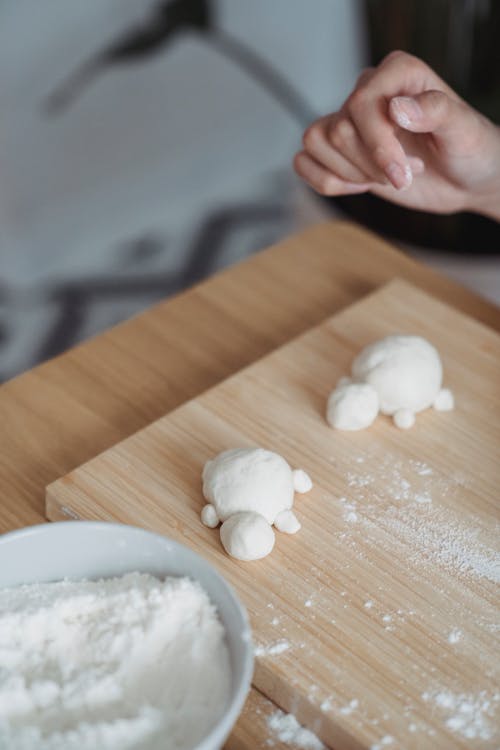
[201,504,219,528]
[202,448,294,525]
[220,512,275,561]
[326,383,379,431]
[352,335,442,415]
[434,387,454,412]
[393,408,416,430]
[292,469,313,494]
[274,509,301,534]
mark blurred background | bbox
[1,0,499,382]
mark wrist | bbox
[467,181,500,221]
[464,123,500,222]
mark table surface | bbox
[1,219,499,749]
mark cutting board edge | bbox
[43,276,500,750]
[44,277,396,509]
[46,274,495,510]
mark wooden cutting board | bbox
[46,279,500,750]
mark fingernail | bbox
[391,96,422,127]
[386,162,413,190]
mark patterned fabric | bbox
[0,0,362,381]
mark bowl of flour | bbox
[0,521,253,750]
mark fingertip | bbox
[293,150,308,174]
[389,96,423,131]
[385,161,413,190]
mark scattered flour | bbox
[255,639,290,657]
[340,454,500,585]
[412,462,433,476]
[422,689,500,741]
[448,628,463,644]
[267,710,325,749]
[370,735,394,749]
[0,573,231,750]
[339,699,359,715]
[384,507,500,583]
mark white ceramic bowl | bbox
[0,521,254,750]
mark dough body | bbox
[202,448,295,525]
[352,335,442,415]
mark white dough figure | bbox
[327,335,454,431]
[201,448,313,561]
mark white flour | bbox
[341,455,500,584]
[0,573,231,750]
[422,689,500,741]
[267,710,325,749]
[254,639,290,657]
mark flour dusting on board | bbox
[370,736,394,750]
[422,689,500,741]
[255,639,290,657]
[339,454,500,584]
[448,628,463,644]
[267,710,325,749]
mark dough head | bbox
[326,382,379,431]
[220,512,275,561]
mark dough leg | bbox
[393,409,415,429]
[292,469,313,493]
[201,504,219,528]
[433,388,454,411]
[274,509,301,534]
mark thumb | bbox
[389,90,468,139]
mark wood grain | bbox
[2,221,500,750]
[2,221,499,534]
[47,279,500,750]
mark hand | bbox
[294,51,500,221]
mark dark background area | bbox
[0,0,498,382]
